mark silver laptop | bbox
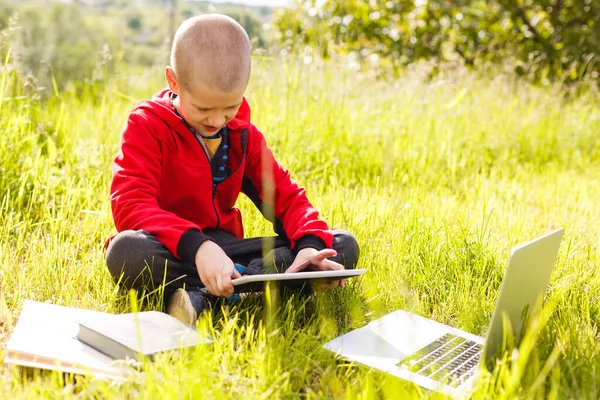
[323,228,564,397]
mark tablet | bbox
[231,269,367,293]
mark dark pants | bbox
[105,229,360,298]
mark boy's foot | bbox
[167,288,213,326]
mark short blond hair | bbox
[170,14,251,92]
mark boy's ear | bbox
[165,67,179,94]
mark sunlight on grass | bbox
[1,58,599,398]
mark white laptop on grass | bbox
[323,228,564,397]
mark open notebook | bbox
[4,300,208,380]
[3,301,136,380]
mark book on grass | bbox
[76,311,211,361]
[3,300,137,380]
[3,300,210,380]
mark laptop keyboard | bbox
[397,333,483,387]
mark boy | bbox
[105,15,359,325]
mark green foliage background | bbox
[0,0,269,93]
[274,0,600,84]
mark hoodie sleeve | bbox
[110,109,211,263]
[241,125,333,251]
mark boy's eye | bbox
[195,105,237,112]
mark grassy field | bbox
[1,57,599,399]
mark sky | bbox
[205,0,292,7]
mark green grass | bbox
[1,57,599,399]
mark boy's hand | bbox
[285,248,346,289]
[194,241,241,297]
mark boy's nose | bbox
[207,114,226,128]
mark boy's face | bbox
[166,67,245,137]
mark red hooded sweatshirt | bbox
[109,89,332,264]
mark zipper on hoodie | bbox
[193,134,221,229]
[192,129,247,230]
[172,97,223,228]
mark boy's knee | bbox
[105,230,157,287]
[331,229,360,269]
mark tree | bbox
[274,0,600,83]
[127,14,142,32]
[228,10,266,48]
